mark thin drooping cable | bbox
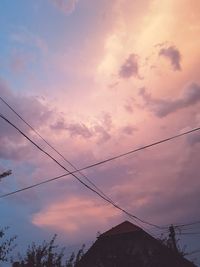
[1,113,200,229]
[1,112,200,228]
[74,127,200,170]
[1,97,200,175]
[0,98,147,229]
[186,249,200,256]
[0,173,68,198]
[0,114,162,229]
[177,232,200,235]
[0,96,114,204]
[174,221,200,228]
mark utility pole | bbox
[169,224,179,254]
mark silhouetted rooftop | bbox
[76,221,197,267]
[100,220,141,237]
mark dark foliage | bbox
[0,169,12,181]
[14,235,84,267]
[0,226,16,262]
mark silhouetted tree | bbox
[15,235,84,267]
[66,245,85,267]
[0,226,16,263]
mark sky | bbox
[0,0,200,264]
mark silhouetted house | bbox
[76,221,196,267]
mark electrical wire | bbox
[0,113,163,229]
[0,173,68,198]
[174,221,200,228]
[1,112,200,229]
[1,110,200,228]
[0,96,114,204]
[1,110,199,181]
[0,97,157,232]
[186,250,200,256]
[177,232,200,236]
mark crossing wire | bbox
[0,113,163,229]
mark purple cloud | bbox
[66,123,93,139]
[121,125,137,135]
[187,132,200,146]
[94,125,111,143]
[11,27,48,53]
[159,46,182,71]
[140,83,200,117]
[119,54,139,79]
[52,120,111,143]
[51,113,113,143]
[51,0,78,14]
[0,81,53,161]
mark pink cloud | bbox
[0,80,54,161]
[50,113,113,144]
[121,125,137,135]
[32,196,120,242]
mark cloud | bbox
[94,125,111,144]
[66,123,93,138]
[0,80,53,161]
[51,0,78,14]
[140,83,200,117]
[159,46,182,71]
[181,124,200,146]
[9,49,36,74]
[121,125,137,135]
[10,54,29,73]
[108,140,200,225]
[186,132,200,146]
[51,113,113,143]
[32,196,119,242]
[11,27,48,53]
[119,54,139,79]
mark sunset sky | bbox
[0,0,200,264]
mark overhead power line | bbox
[1,119,197,179]
[178,232,200,236]
[0,111,200,228]
[0,96,114,205]
[0,173,68,198]
[1,96,200,174]
[174,221,200,228]
[0,113,163,229]
[186,249,200,256]
[0,97,151,232]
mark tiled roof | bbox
[100,221,141,237]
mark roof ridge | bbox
[100,221,141,237]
